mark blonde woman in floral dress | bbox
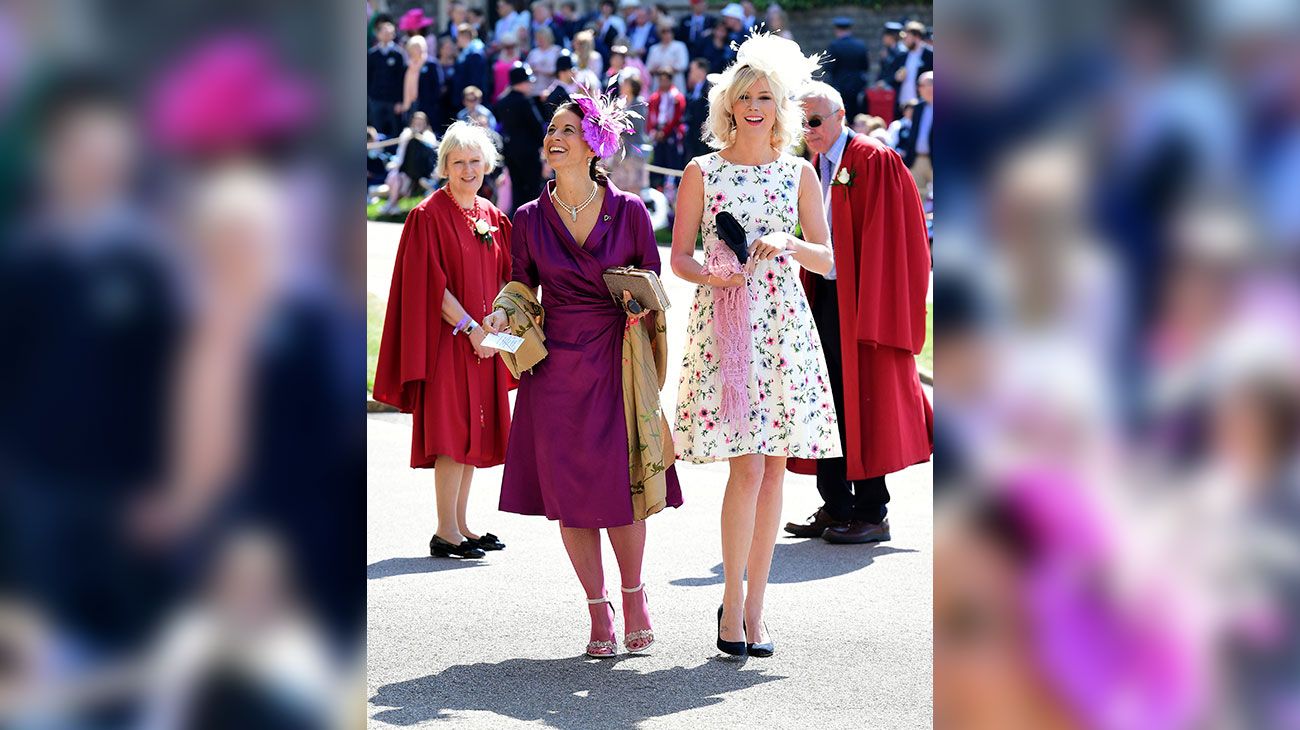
[670,34,840,657]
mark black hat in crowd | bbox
[883,21,904,33]
[509,61,536,85]
[832,17,853,29]
[555,49,575,73]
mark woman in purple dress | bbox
[483,93,682,657]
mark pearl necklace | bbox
[550,182,599,222]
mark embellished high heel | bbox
[585,594,618,658]
[716,605,748,657]
[621,583,655,653]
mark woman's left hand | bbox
[748,233,798,264]
[622,290,648,326]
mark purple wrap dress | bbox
[499,181,683,528]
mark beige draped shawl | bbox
[623,311,674,520]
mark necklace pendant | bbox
[570,209,578,222]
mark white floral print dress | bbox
[674,152,842,462]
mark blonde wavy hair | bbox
[703,63,804,153]
[435,121,499,179]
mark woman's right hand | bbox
[482,309,508,334]
[707,272,746,289]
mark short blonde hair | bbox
[704,63,803,152]
[405,35,427,55]
[435,121,499,179]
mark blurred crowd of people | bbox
[366,2,935,216]
[0,6,362,727]
[935,1,1300,728]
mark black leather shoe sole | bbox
[783,523,831,538]
[821,528,891,544]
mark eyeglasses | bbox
[804,110,842,128]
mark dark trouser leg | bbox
[368,98,400,139]
[506,161,542,216]
[811,277,855,521]
[854,475,890,524]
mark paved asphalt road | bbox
[367,221,933,729]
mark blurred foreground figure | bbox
[139,529,340,730]
[0,71,181,668]
[937,0,1300,727]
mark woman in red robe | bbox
[373,122,514,559]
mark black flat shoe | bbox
[716,605,747,657]
[473,532,506,551]
[429,535,485,558]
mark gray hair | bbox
[435,121,500,179]
[795,81,844,112]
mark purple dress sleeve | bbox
[510,207,539,287]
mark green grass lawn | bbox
[367,292,384,393]
[367,197,423,223]
[918,305,933,377]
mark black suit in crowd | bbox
[413,59,442,127]
[876,43,905,85]
[897,100,930,168]
[887,45,934,114]
[494,88,546,215]
[677,13,717,57]
[367,43,407,137]
[825,33,870,119]
[0,223,181,653]
[543,83,572,120]
[682,78,712,161]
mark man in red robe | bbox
[784,81,933,543]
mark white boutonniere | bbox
[832,167,855,187]
[472,218,498,244]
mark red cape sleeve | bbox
[493,207,514,284]
[372,206,446,412]
[853,145,931,354]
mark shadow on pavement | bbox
[367,556,488,579]
[669,540,918,587]
[370,654,785,727]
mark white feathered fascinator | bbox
[726,31,825,96]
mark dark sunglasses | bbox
[805,111,840,128]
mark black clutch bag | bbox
[715,211,749,265]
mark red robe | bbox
[789,133,933,480]
[372,190,515,468]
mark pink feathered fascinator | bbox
[571,87,641,160]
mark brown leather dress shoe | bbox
[783,508,845,538]
[822,518,891,544]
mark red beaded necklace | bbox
[444,187,489,243]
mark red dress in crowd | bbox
[373,190,515,468]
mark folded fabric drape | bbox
[622,310,674,520]
[492,282,548,377]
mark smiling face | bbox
[544,108,595,172]
[444,145,486,199]
[729,75,777,141]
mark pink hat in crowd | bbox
[399,8,435,33]
[149,34,317,155]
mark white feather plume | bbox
[731,31,825,95]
